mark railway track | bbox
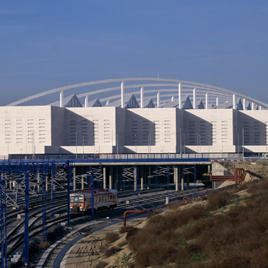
[1,186,208,267]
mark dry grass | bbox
[125,163,268,268]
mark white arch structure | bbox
[7,78,268,109]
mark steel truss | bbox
[0,160,69,267]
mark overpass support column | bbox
[174,166,179,191]
[140,167,144,191]
[37,170,40,193]
[46,176,49,192]
[180,166,184,191]
[103,167,106,189]
[81,175,84,190]
[134,166,138,192]
[73,167,76,192]
[109,167,113,189]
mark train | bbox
[70,188,118,214]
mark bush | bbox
[105,246,121,257]
[95,261,108,268]
[207,190,233,210]
[120,226,140,241]
[105,232,119,243]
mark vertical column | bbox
[42,172,47,241]
[178,83,182,109]
[37,170,40,193]
[103,167,106,189]
[205,93,208,109]
[216,97,219,107]
[109,166,113,189]
[157,92,160,108]
[73,167,76,192]
[1,171,7,268]
[81,175,84,190]
[134,166,138,192]
[193,88,196,109]
[24,172,29,267]
[233,94,236,110]
[85,95,88,108]
[243,99,246,110]
[121,81,124,108]
[140,87,144,108]
[140,167,144,191]
[252,102,255,110]
[60,90,64,108]
[67,161,71,227]
[180,166,184,191]
[46,176,48,192]
[174,166,179,191]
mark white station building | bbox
[0,78,268,158]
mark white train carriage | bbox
[70,189,117,214]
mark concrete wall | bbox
[0,106,52,155]
[0,105,267,156]
[184,109,236,153]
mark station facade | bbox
[0,105,267,157]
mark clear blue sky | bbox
[1,0,268,105]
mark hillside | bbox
[67,160,268,268]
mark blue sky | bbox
[1,0,268,105]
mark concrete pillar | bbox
[103,167,106,189]
[193,88,196,109]
[81,176,84,190]
[60,90,64,108]
[178,83,182,109]
[252,102,255,110]
[134,166,138,192]
[36,171,40,192]
[121,81,124,108]
[140,87,144,108]
[157,92,160,108]
[233,94,236,110]
[180,167,184,191]
[216,97,219,107]
[46,176,48,192]
[73,167,76,192]
[109,166,113,189]
[85,95,88,108]
[205,93,208,109]
[174,166,179,191]
[140,167,144,191]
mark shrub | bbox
[105,246,121,257]
[105,232,119,243]
[120,226,140,241]
[207,190,233,210]
[95,261,108,268]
